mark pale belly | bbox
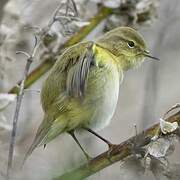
[83,65,122,131]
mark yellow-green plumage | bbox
[24,27,150,161]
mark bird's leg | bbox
[83,127,113,147]
[83,127,118,158]
[69,130,92,161]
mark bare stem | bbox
[6,57,33,179]
[6,34,39,179]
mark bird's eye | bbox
[127,41,135,48]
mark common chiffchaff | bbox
[24,27,159,162]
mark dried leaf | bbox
[148,138,174,158]
[160,118,178,134]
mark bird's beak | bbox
[143,50,160,61]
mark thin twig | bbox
[7,33,41,179]
[70,0,78,16]
[54,110,180,180]
[6,40,35,179]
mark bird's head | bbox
[97,27,159,71]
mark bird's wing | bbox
[66,42,95,97]
[41,41,95,112]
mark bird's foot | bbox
[85,154,94,169]
[84,153,93,162]
[107,143,119,162]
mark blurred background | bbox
[0,0,180,179]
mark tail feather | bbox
[22,130,48,167]
[22,120,51,166]
[22,117,66,166]
[22,140,38,166]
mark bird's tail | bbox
[22,119,51,167]
[22,116,66,167]
[22,131,47,167]
[22,140,38,167]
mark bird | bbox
[24,26,159,162]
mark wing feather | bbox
[41,41,95,111]
[66,43,94,97]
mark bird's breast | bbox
[83,60,122,131]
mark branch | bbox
[8,6,112,94]
[53,111,180,180]
[6,36,40,179]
